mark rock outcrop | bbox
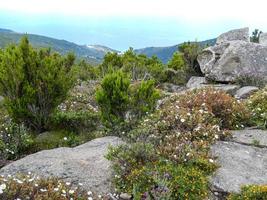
[0,136,123,194]
[210,129,267,195]
[216,27,250,44]
[198,28,267,82]
[234,86,259,99]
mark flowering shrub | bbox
[0,120,33,162]
[247,87,267,128]
[228,185,267,200]
[0,173,108,200]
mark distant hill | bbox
[0,28,119,64]
[134,39,216,64]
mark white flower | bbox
[54,188,59,191]
[209,159,214,163]
[180,118,185,123]
[34,184,39,187]
[78,183,83,186]
[0,183,6,190]
[63,137,68,141]
[40,188,47,192]
[88,197,93,200]
[16,179,23,184]
[66,182,71,185]
[87,191,92,195]
[98,195,102,199]
[69,190,75,194]
[62,189,66,194]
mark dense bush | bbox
[228,185,267,200]
[107,88,250,199]
[50,110,99,133]
[0,37,75,132]
[179,41,203,76]
[0,174,103,199]
[96,71,130,128]
[247,86,267,128]
[130,80,160,118]
[167,52,187,71]
[74,59,100,81]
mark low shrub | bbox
[129,80,160,119]
[0,174,105,199]
[50,110,99,133]
[32,130,80,151]
[0,121,33,161]
[228,185,267,200]
[236,74,267,88]
[247,87,267,128]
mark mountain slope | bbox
[0,28,118,64]
[134,39,216,63]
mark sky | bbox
[0,0,267,50]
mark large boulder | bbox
[259,33,267,46]
[216,27,249,44]
[198,28,267,82]
[210,129,267,195]
[0,136,123,194]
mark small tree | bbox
[130,80,160,118]
[250,29,262,43]
[167,52,187,71]
[0,37,75,132]
[96,71,130,127]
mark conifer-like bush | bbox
[0,37,75,132]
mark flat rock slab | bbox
[211,141,267,193]
[0,136,123,194]
[231,129,267,147]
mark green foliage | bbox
[167,52,187,71]
[228,185,267,200]
[49,110,99,133]
[130,80,160,118]
[100,52,123,77]
[0,174,93,200]
[96,71,130,127]
[163,68,188,85]
[250,29,263,43]
[74,59,100,81]
[179,41,203,76]
[32,130,80,151]
[0,37,75,132]
[247,86,267,128]
[0,121,33,161]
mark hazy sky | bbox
[0,0,267,50]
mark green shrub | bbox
[96,71,130,128]
[50,110,99,133]
[74,59,100,81]
[247,86,267,128]
[167,52,187,71]
[0,174,97,199]
[0,121,33,161]
[130,80,160,118]
[32,130,80,151]
[179,41,203,76]
[228,185,267,200]
[0,37,75,132]
[163,68,188,85]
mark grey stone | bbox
[231,129,267,147]
[234,86,259,99]
[120,193,132,200]
[0,136,124,194]
[188,83,240,96]
[198,40,267,82]
[259,33,267,46]
[186,76,207,88]
[216,27,249,44]
[161,83,186,93]
[210,141,267,193]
